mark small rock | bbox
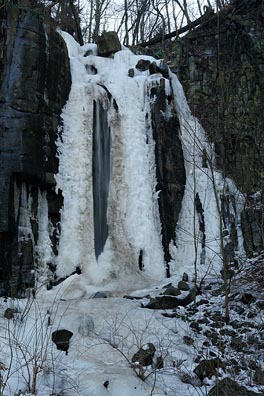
[196,299,209,306]
[93,292,107,298]
[162,286,181,296]
[103,380,109,388]
[241,293,256,305]
[132,343,156,367]
[182,272,189,282]
[194,358,225,381]
[128,68,134,77]
[178,281,190,291]
[4,308,19,319]
[190,322,202,332]
[183,336,194,345]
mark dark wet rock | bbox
[144,287,196,309]
[150,82,185,275]
[135,59,151,71]
[194,358,225,381]
[144,296,179,310]
[161,286,181,296]
[4,307,19,319]
[178,281,190,291]
[52,329,73,355]
[241,293,256,305]
[209,377,263,396]
[190,322,202,333]
[132,343,156,367]
[97,31,121,57]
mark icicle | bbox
[17,183,34,254]
[35,189,54,279]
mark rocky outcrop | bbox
[0,5,71,295]
[173,2,264,255]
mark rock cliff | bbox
[173,2,264,256]
[0,4,71,295]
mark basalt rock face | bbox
[174,2,264,255]
[0,5,71,295]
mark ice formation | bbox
[35,32,245,290]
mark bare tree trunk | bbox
[196,0,203,16]
[69,0,84,45]
[124,0,129,45]
[88,0,94,42]
[164,0,171,34]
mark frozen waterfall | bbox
[38,31,245,291]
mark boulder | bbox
[135,59,151,71]
[51,329,73,355]
[97,31,121,57]
[162,286,181,296]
